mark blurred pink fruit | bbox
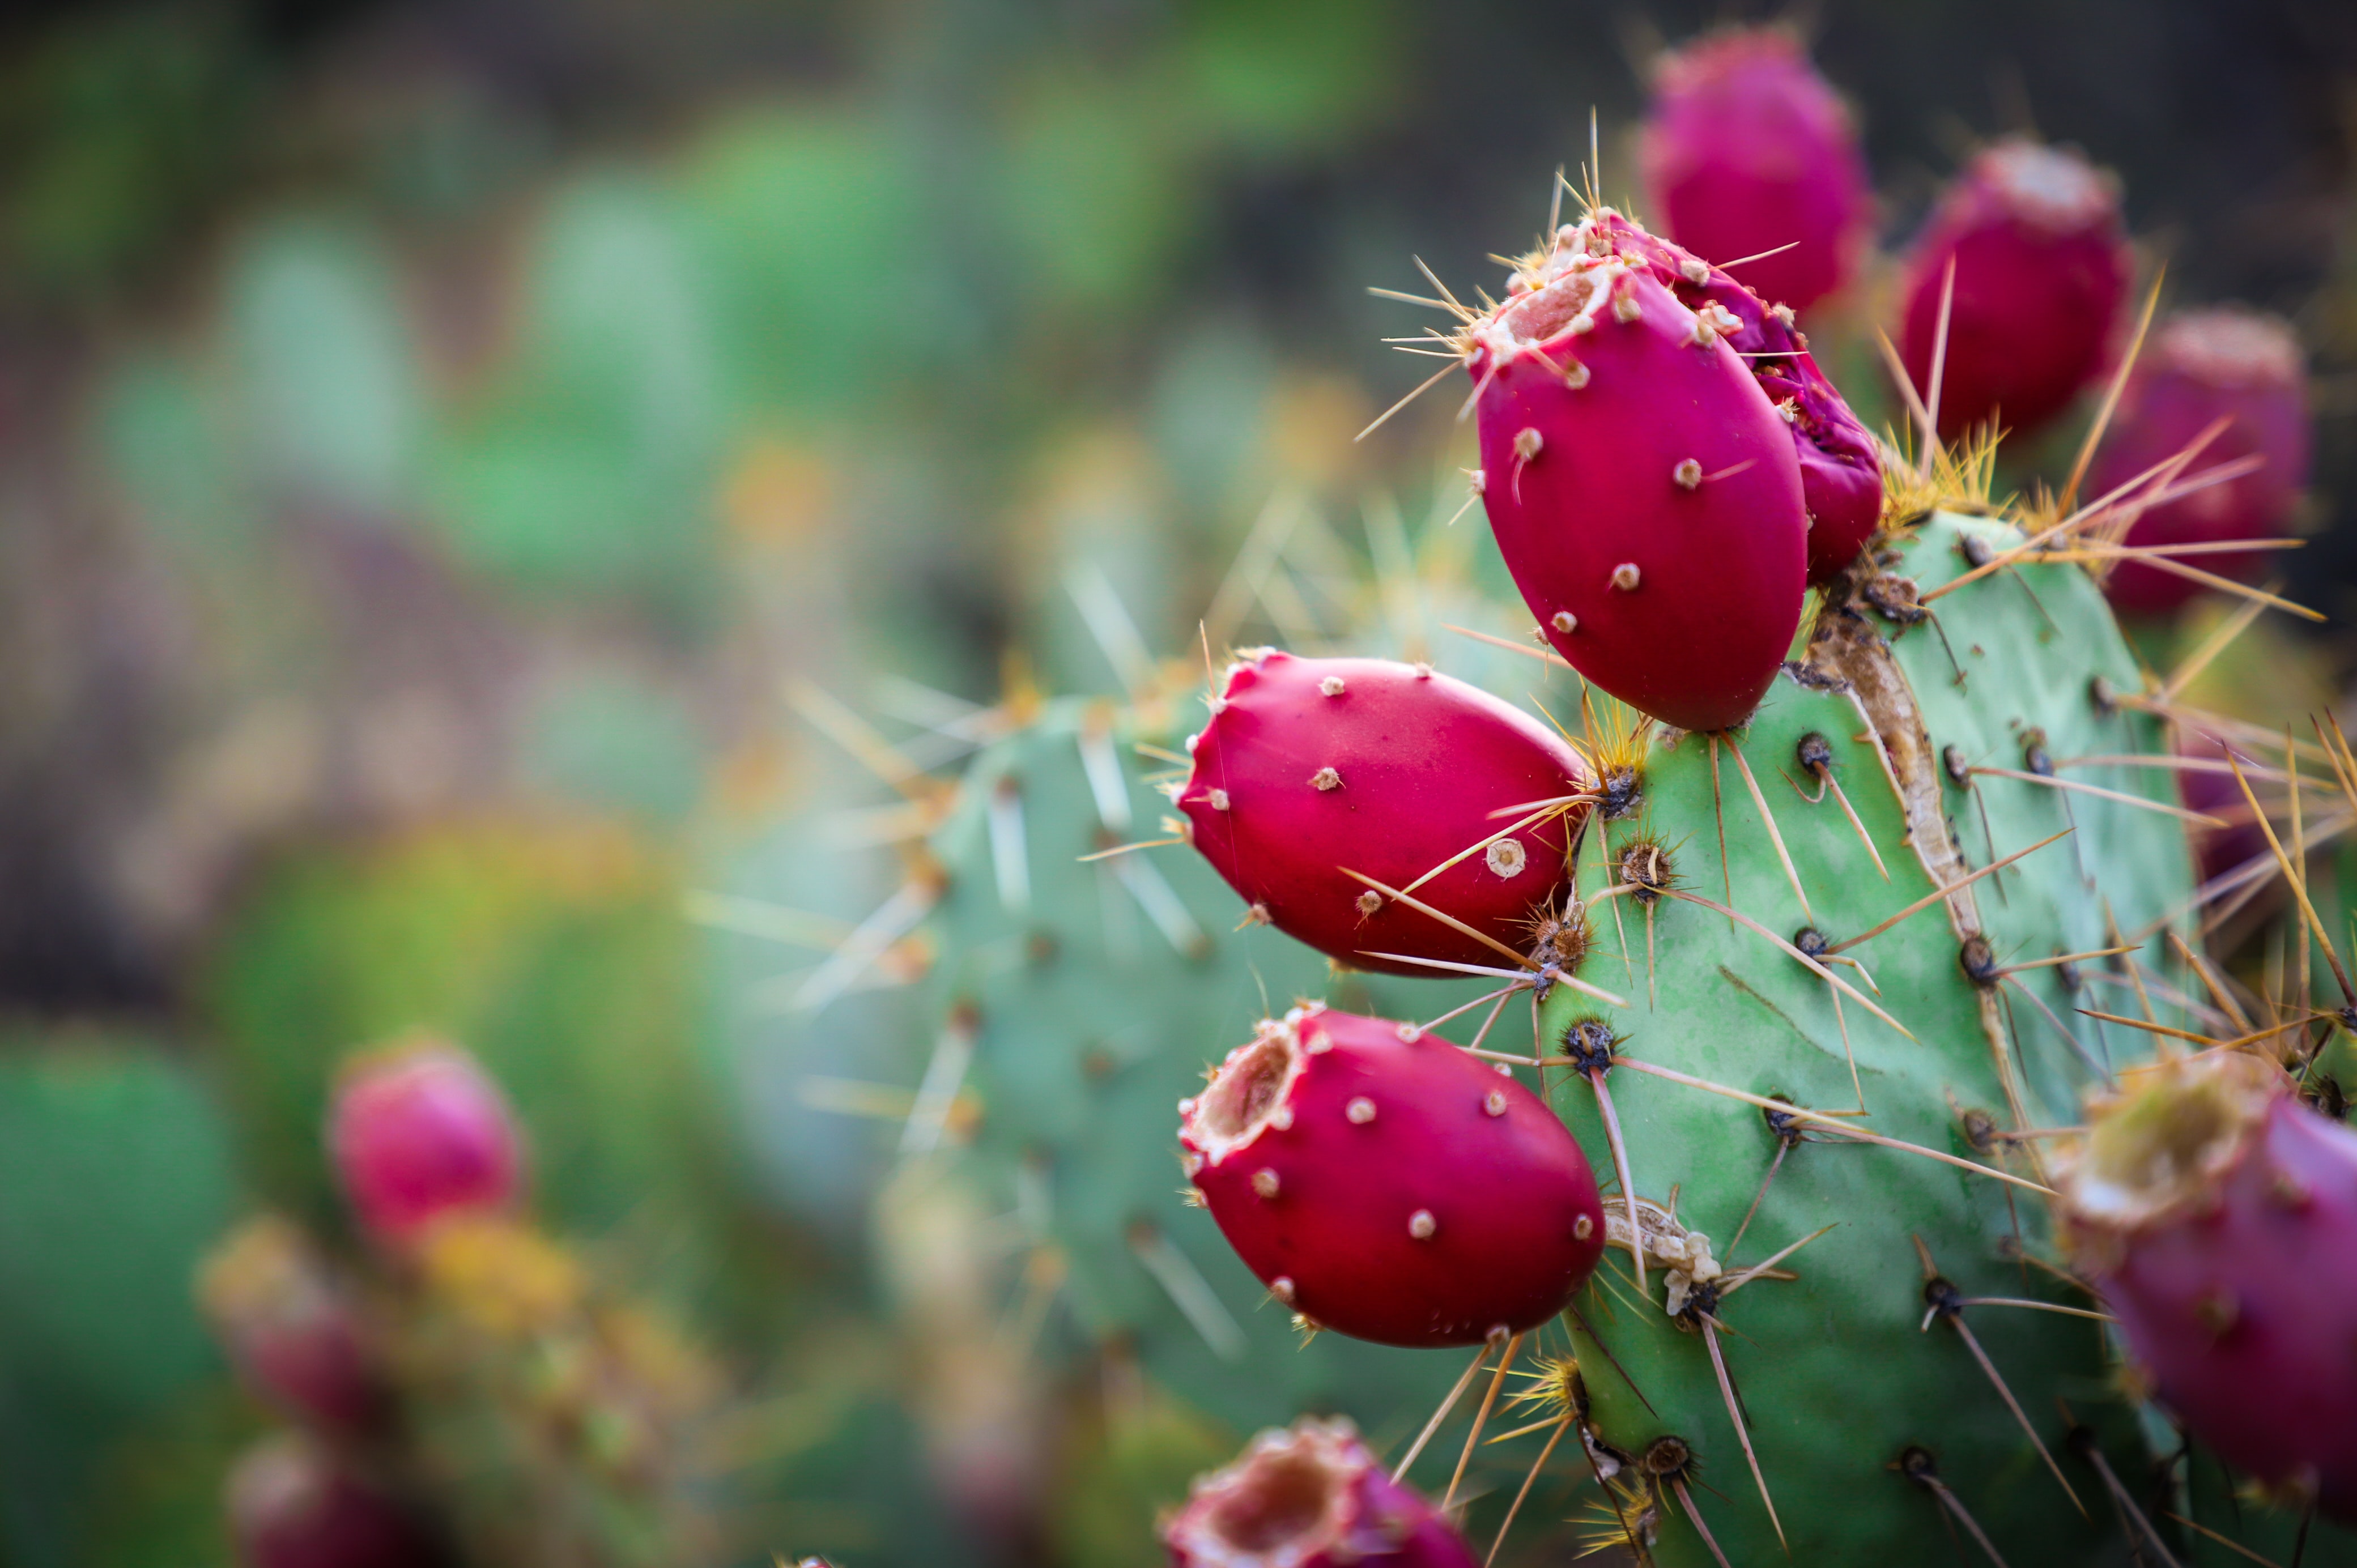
[329,1042,523,1245]
[1641,25,1872,314]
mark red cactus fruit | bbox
[1899,139,2131,441]
[1592,211,1884,584]
[2058,1050,2357,1519]
[1639,25,1871,316]
[329,1042,523,1245]
[1177,650,1595,977]
[2094,308,2311,615]
[228,1434,450,1568]
[1160,1416,1478,1568]
[199,1217,389,1436]
[1470,211,1809,731]
[1178,1005,1606,1348]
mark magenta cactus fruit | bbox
[2058,1050,2357,1519]
[199,1217,389,1436]
[2094,308,2311,615]
[1178,1005,1605,1348]
[328,1041,523,1245]
[1160,1416,1478,1568]
[1177,650,1595,976]
[228,1435,449,1568]
[1470,211,1809,731]
[1592,211,1883,583]
[1900,139,2131,440]
[1639,25,1871,315]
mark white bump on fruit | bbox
[1270,1276,1296,1303]
[1184,732,1200,753]
[1486,839,1528,877]
[1673,458,1703,489]
[1469,468,1486,494]
[1356,890,1382,916]
[1252,1168,1280,1198]
[1396,1022,1422,1042]
[1611,290,1641,323]
[1484,1089,1508,1116]
[1270,1106,1294,1131]
[1610,561,1643,591]
[1346,1097,1377,1124]
[1551,610,1578,633]
[1512,427,1543,461]
[1305,1030,1333,1053]
[1319,676,1346,697]
[1311,766,1342,791]
[1679,254,1709,284]
[1206,788,1230,810]
[1562,360,1590,389]
[1575,1213,1594,1240]
[1413,661,1432,679]
[1408,1209,1437,1239]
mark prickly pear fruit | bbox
[1900,139,2131,440]
[1592,211,1883,583]
[228,1434,449,1568]
[1178,651,1595,976]
[329,1042,523,1245]
[1180,1005,1605,1348]
[2093,308,2311,614]
[1471,212,1808,731]
[200,1216,389,1436]
[2058,1050,2357,1519]
[1639,25,1871,315]
[1160,1416,1478,1568]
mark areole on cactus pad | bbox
[1176,650,1596,977]
[1180,1005,1606,1349]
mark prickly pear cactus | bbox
[921,696,1475,1434]
[1542,512,2194,1563]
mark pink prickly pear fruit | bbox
[1470,212,1809,731]
[1899,139,2131,441]
[2058,1050,2357,1519]
[1177,651,1595,978]
[1160,1416,1478,1568]
[1178,1005,1605,1348]
[1639,25,1872,315]
[199,1217,389,1436]
[2094,308,2311,615]
[227,1434,450,1568]
[1589,211,1884,584]
[328,1041,523,1246]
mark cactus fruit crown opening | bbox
[1981,139,2117,233]
[2066,1053,2283,1229]
[1191,1016,1308,1161]
[1202,1448,1343,1550]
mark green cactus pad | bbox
[1543,513,2196,1565]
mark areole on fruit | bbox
[1179,1005,1606,1349]
[1468,211,1809,732]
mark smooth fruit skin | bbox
[2094,309,2311,615]
[1162,1417,1477,1568]
[1900,140,2130,441]
[200,1217,389,1436]
[1473,219,1809,731]
[329,1042,523,1245]
[1180,1006,1605,1348]
[1593,212,1882,584]
[2061,1054,2357,1519]
[1178,651,1594,977]
[1640,25,1870,315]
[228,1435,450,1568]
